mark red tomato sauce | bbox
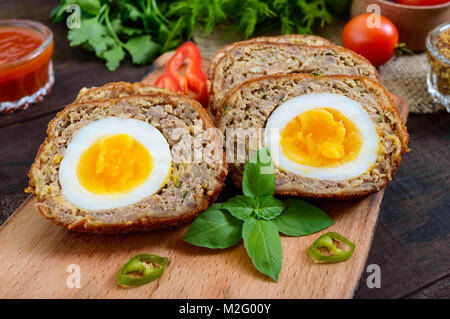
[0,26,43,64]
[0,26,53,103]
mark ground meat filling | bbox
[29,95,225,227]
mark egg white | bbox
[264,93,379,181]
[59,117,172,211]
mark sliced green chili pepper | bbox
[307,232,355,263]
[116,254,169,288]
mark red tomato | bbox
[342,14,399,67]
[395,0,449,6]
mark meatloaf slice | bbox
[207,34,332,79]
[27,92,227,233]
[209,43,380,114]
[215,74,408,199]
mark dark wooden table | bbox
[1,0,449,299]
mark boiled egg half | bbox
[59,117,172,210]
[264,93,379,181]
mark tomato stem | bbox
[395,43,415,59]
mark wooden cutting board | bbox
[0,53,408,299]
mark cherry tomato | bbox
[395,0,449,6]
[342,14,399,67]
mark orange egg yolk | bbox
[77,134,152,194]
[280,108,362,167]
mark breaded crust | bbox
[215,74,408,199]
[75,81,177,103]
[27,87,227,233]
[209,42,380,114]
[207,34,333,79]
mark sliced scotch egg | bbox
[28,89,227,233]
[264,93,379,181]
[59,117,172,210]
[216,74,408,199]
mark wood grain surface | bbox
[0,195,382,299]
[0,50,409,298]
[0,0,448,299]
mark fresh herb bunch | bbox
[184,148,334,281]
[51,0,173,71]
[51,0,350,71]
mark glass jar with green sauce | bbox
[426,23,450,111]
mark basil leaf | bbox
[255,196,285,220]
[184,204,242,249]
[274,199,334,236]
[221,195,256,220]
[242,217,282,282]
[242,147,275,198]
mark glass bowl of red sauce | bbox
[0,20,54,114]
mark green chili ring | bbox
[116,254,169,288]
[307,232,355,263]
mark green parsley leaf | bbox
[90,36,116,58]
[242,217,282,282]
[103,45,125,71]
[68,17,105,46]
[50,4,68,23]
[124,35,161,65]
[255,196,285,220]
[242,147,275,198]
[184,204,243,249]
[123,3,142,22]
[274,199,334,236]
[223,105,229,114]
[111,19,143,37]
[73,0,101,16]
[221,195,256,220]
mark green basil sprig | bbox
[184,147,334,282]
